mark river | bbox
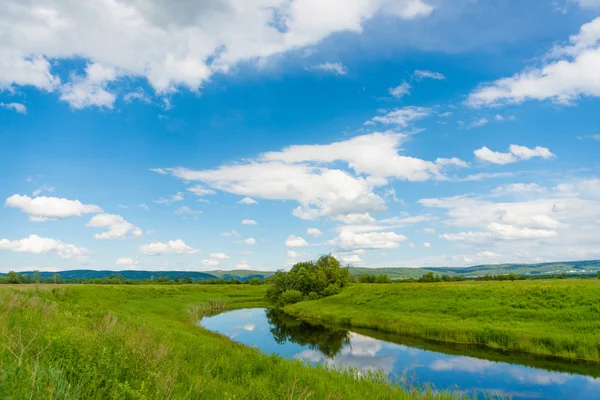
[200,308,600,399]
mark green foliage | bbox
[286,279,600,361]
[279,290,304,305]
[359,273,377,283]
[0,285,468,400]
[266,255,351,306]
[305,291,320,301]
[248,277,264,285]
[375,274,392,284]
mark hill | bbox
[3,260,600,281]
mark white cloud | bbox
[124,88,151,103]
[221,230,240,237]
[336,253,363,264]
[492,183,546,196]
[86,213,142,239]
[174,206,202,216]
[237,197,258,205]
[116,257,139,267]
[163,131,464,220]
[468,17,600,106]
[326,230,407,250]
[235,262,252,270]
[306,228,323,237]
[423,228,436,234]
[202,259,221,266]
[308,62,348,75]
[0,102,27,114]
[474,144,555,165]
[139,203,150,210]
[242,219,257,225]
[154,192,184,205]
[59,63,117,109]
[413,70,446,80]
[466,118,488,129]
[574,0,600,8]
[368,106,431,127]
[332,214,430,233]
[286,250,303,258]
[459,172,517,182]
[243,238,257,245]
[0,234,88,260]
[285,235,309,247]
[187,185,216,196]
[32,185,54,197]
[209,253,231,260]
[138,240,198,255]
[150,168,168,175]
[388,81,411,98]
[423,242,431,247]
[0,0,433,103]
[438,111,452,117]
[5,194,102,222]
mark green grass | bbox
[285,279,600,362]
[0,284,470,400]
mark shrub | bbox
[305,292,320,301]
[279,290,303,305]
[266,255,351,305]
[358,274,376,283]
[375,274,392,284]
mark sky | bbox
[1,0,600,273]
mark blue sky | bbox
[1,0,600,272]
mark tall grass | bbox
[1,285,472,399]
[285,279,600,362]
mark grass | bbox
[285,279,600,362]
[0,284,472,400]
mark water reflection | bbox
[200,308,600,400]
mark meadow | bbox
[285,279,600,361]
[0,284,469,400]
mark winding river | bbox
[200,308,600,399]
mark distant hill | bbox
[349,260,600,279]
[3,260,600,281]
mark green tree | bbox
[266,255,351,305]
[33,270,40,284]
[375,274,392,284]
[5,271,19,284]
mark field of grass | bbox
[0,284,470,400]
[285,279,600,362]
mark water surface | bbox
[200,308,600,399]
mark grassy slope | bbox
[0,285,465,400]
[285,280,600,361]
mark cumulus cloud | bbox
[306,228,323,237]
[243,238,257,245]
[161,132,464,220]
[5,194,102,222]
[368,106,431,127]
[0,234,88,260]
[492,183,546,196]
[388,81,411,98]
[86,213,142,239]
[285,235,309,247]
[59,63,117,109]
[154,192,184,205]
[242,219,257,225]
[116,257,139,268]
[308,62,348,75]
[237,197,258,205]
[138,240,198,255]
[187,185,216,196]
[326,230,407,250]
[413,70,446,80]
[0,0,433,104]
[209,253,231,260]
[0,102,27,114]
[202,258,221,266]
[468,17,600,106]
[474,144,555,165]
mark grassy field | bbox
[0,284,470,400]
[285,279,600,362]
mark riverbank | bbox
[285,280,600,362]
[0,285,470,399]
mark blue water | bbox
[200,308,600,399]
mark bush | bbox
[322,283,341,297]
[279,290,303,305]
[305,291,320,301]
[266,255,351,305]
[358,274,376,283]
[375,274,392,284]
